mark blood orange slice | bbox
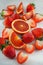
[9,30,25,49]
[16,2,24,14]
[12,19,30,34]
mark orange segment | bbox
[12,19,30,34]
[9,30,25,49]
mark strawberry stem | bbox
[36,37,43,41]
[30,3,35,6]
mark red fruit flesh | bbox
[0,37,5,45]
[26,3,35,12]
[2,45,16,59]
[4,17,13,28]
[17,51,28,64]
[22,32,34,43]
[12,13,20,20]
[32,28,43,38]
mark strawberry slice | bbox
[7,5,16,11]
[1,9,14,17]
[17,51,28,64]
[26,3,35,12]
[2,45,16,59]
[24,11,33,20]
[27,19,37,28]
[2,28,12,39]
[32,28,43,39]
[24,44,34,53]
[35,40,43,50]
[32,13,43,23]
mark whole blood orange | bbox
[9,30,25,49]
[12,19,30,34]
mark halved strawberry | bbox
[32,13,43,23]
[2,28,12,39]
[2,45,16,59]
[1,9,14,17]
[24,44,34,53]
[17,51,28,64]
[7,5,16,11]
[27,19,37,28]
[24,11,33,20]
[26,3,35,12]
[32,28,43,39]
[4,16,13,28]
[35,40,43,50]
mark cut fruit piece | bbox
[16,2,24,14]
[24,44,34,53]
[1,9,14,17]
[24,11,33,20]
[26,3,35,12]
[0,37,5,49]
[26,19,37,28]
[7,5,16,11]
[11,13,20,20]
[22,32,35,43]
[32,13,43,23]
[12,19,30,34]
[0,37,5,45]
[2,45,16,59]
[32,28,43,39]
[4,16,13,28]
[2,28,12,39]
[17,51,28,64]
[35,40,43,50]
[20,15,27,21]
[9,30,25,49]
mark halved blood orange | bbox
[9,30,25,49]
[12,19,30,34]
[16,2,24,14]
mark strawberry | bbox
[1,9,14,17]
[24,11,33,20]
[7,5,16,11]
[32,13,43,23]
[4,16,13,28]
[32,28,43,39]
[2,45,16,59]
[27,19,37,28]
[0,37,5,49]
[22,32,35,43]
[26,3,35,12]
[24,44,34,53]
[17,51,28,64]
[11,13,20,20]
[2,28,12,39]
[0,37,5,45]
[35,40,43,50]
